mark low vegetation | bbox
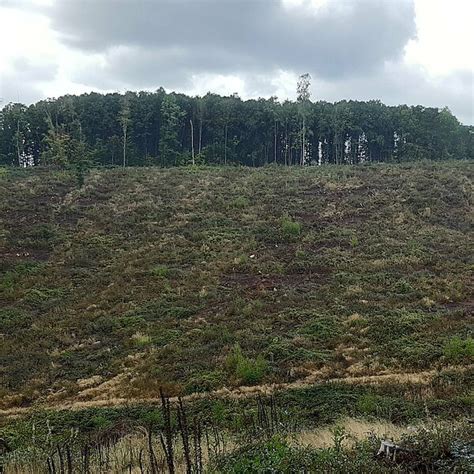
[1,383,473,472]
[0,161,472,471]
[1,161,472,407]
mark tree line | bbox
[1,76,472,168]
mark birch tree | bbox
[297,73,311,166]
[119,93,132,167]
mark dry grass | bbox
[1,365,471,419]
[292,417,410,449]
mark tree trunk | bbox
[274,120,277,163]
[16,119,21,167]
[123,127,127,167]
[198,119,202,154]
[301,116,305,166]
[224,123,228,165]
[190,119,195,165]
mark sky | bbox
[0,0,473,124]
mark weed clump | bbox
[280,215,301,239]
[131,331,152,347]
[444,336,474,363]
[226,344,268,385]
[231,196,250,208]
[150,265,170,278]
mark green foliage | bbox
[299,315,340,344]
[350,235,359,247]
[159,95,185,166]
[90,415,113,430]
[150,264,170,278]
[226,344,268,385]
[130,331,152,347]
[395,278,414,294]
[444,337,474,363]
[0,309,32,334]
[231,196,250,209]
[139,409,163,427]
[2,89,471,168]
[0,163,472,407]
[280,215,301,238]
[185,370,226,393]
[214,431,384,473]
[214,436,292,473]
[356,394,384,417]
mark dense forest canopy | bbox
[1,85,472,168]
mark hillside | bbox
[1,161,472,412]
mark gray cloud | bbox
[49,0,416,83]
[311,63,474,125]
[2,0,472,124]
[0,58,58,105]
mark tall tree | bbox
[189,118,195,165]
[159,94,184,166]
[297,73,311,165]
[119,93,132,167]
[196,96,206,155]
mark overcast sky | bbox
[0,0,473,124]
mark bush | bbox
[150,265,170,278]
[0,309,32,334]
[280,215,301,238]
[130,331,152,347]
[444,337,474,363]
[231,196,250,208]
[226,344,268,385]
[214,436,293,473]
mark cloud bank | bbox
[0,0,472,123]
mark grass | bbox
[1,388,472,472]
[0,161,472,410]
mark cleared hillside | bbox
[0,162,473,411]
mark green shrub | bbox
[130,331,152,347]
[280,215,301,238]
[395,278,414,294]
[356,393,379,416]
[150,265,170,278]
[90,415,113,430]
[444,337,474,362]
[214,436,292,473]
[0,271,15,290]
[231,196,250,208]
[299,317,340,344]
[226,344,268,385]
[185,370,226,393]
[354,393,420,422]
[0,309,32,334]
[242,300,264,317]
[23,287,65,306]
[139,409,163,428]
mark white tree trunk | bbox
[123,128,127,167]
[301,116,305,166]
[224,123,228,165]
[190,119,195,165]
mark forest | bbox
[1,79,472,169]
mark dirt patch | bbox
[443,299,474,314]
